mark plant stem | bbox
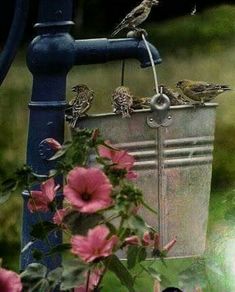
[86,269,91,292]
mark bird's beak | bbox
[152,0,159,5]
[72,87,77,92]
[176,83,180,88]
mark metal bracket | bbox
[147,93,172,128]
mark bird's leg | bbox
[128,27,148,38]
[136,27,148,37]
[200,98,205,106]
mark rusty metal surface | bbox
[77,104,217,257]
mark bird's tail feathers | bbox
[111,25,124,37]
[220,85,231,91]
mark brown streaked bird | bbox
[112,86,133,118]
[111,0,159,37]
[132,95,151,110]
[176,79,231,104]
[65,84,94,128]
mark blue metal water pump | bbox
[0,0,161,275]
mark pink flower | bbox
[124,235,140,245]
[162,237,177,252]
[44,138,62,151]
[71,225,118,263]
[64,167,113,213]
[75,268,104,292]
[53,208,71,226]
[27,178,59,213]
[142,231,159,248]
[98,143,138,180]
[0,268,22,292]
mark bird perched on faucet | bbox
[65,84,94,128]
[176,79,231,105]
[111,0,159,37]
[112,86,133,118]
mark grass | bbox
[1,4,235,290]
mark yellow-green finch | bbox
[176,79,231,104]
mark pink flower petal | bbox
[71,225,118,263]
[124,235,140,245]
[98,143,137,180]
[44,138,62,151]
[53,208,71,226]
[27,178,58,213]
[64,167,113,213]
[41,178,57,201]
[0,268,22,292]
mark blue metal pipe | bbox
[74,38,162,68]
[21,0,75,272]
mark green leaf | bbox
[48,142,72,161]
[46,243,71,256]
[143,266,161,282]
[30,221,57,240]
[105,255,135,292]
[1,178,17,192]
[61,260,87,290]
[21,263,47,288]
[127,246,146,269]
[64,211,103,235]
[47,267,63,288]
[127,246,139,269]
[0,192,11,204]
[126,215,147,234]
[31,279,50,292]
[0,178,18,204]
[32,249,44,261]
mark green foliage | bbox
[30,221,57,240]
[63,211,104,235]
[127,246,147,270]
[105,255,135,292]
[147,5,235,55]
[21,263,62,292]
[61,260,87,290]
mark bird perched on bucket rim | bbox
[112,86,133,118]
[65,84,94,128]
[111,0,159,37]
[176,79,231,104]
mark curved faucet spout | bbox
[74,38,162,68]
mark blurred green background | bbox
[1,4,235,291]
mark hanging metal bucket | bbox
[76,103,217,258]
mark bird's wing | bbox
[189,83,211,93]
[115,5,145,29]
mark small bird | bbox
[131,85,189,110]
[112,86,133,118]
[65,84,94,128]
[176,79,231,104]
[132,96,151,110]
[111,0,159,37]
[159,85,189,106]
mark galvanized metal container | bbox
[77,104,217,258]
